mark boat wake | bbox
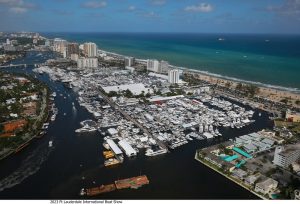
[0,142,54,192]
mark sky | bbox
[0,0,300,33]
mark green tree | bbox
[288,164,294,173]
[225,82,231,88]
[124,89,133,98]
[107,91,118,97]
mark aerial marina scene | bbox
[0,1,300,203]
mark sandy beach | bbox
[189,72,300,109]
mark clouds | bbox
[128,5,136,11]
[81,1,107,9]
[266,0,300,20]
[9,7,27,13]
[184,3,213,13]
[0,0,36,14]
[52,9,73,16]
[1,0,300,33]
[121,4,159,19]
[149,0,167,6]
[142,11,159,18]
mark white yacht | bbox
[145,148,167,157]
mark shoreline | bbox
[0,71,50,162]
[178,67,300,94]
[97,48,300,109]
[98,49,300,95]
[194,153,267,200]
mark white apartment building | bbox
[53,38,67,54]
[125,57,135,67]
[147,59,160,72]
[168,69,179,84]
[77,57,98,69]
[273,145,300,168]
[84,42,97,57]
[70,54,79,61]
[147,59,170,73]
[160,60,169,73]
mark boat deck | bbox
[86,184,116,196]
[115,175,149,189]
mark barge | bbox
[80,175,149,196]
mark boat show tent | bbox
[118,140,137,157]
[107,139,122,155]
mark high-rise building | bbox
[77,57,98,69]
[273,145,300,168]
[70,54,79,62]
[125,57,135,67]
[53,38,67,56]
[147,59,160,72]
[168,69,179,84]
[83,42,97,57]
[160,60,169,73]
[6,39,10,45]
[67,43,79,58]
[147,59,169,73]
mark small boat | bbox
[103,142,110,150]
[104,158,120,167]
[145,148,167,157]
[51,114,56,121]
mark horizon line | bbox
[1,31,300,36]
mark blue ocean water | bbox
[44,33,300,90]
